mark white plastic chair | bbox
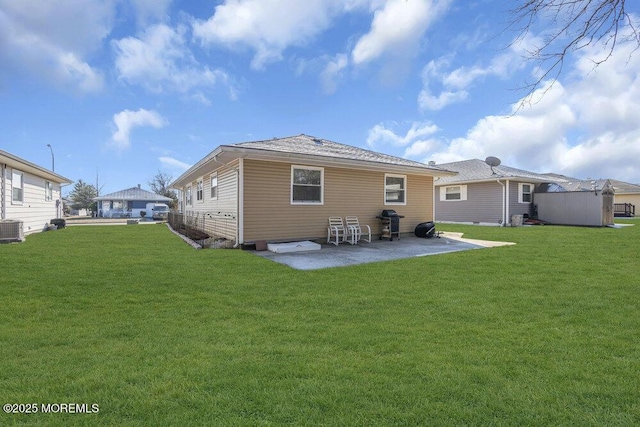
[345,216,371,244]
[327,217,347,246]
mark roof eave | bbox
[436,176,555,185]
[171,145,455,187]
[0,149,73,184]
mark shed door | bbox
[602,191,614,225]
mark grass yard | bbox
[1,222,639,426]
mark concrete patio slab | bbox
[253,234,513,270]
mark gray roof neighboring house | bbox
[609,179,640,194]
[435,159,564,185]
[94,186,172,202]
[172,134,456,187]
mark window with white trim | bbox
[196,179,203,201]
[291,166,323,204]
[45,181,53,201]
[210,173,218,200]
[519,183,534,203]
[12,170,23,204]
[384,174,406,205]
[440,185,467,201]
[186,186,192,206]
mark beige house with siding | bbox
[1,149,72,236]
[611,180,640,217]
[171,134,455,245]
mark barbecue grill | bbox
[376,209,404,241]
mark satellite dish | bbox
[485,156,501,167]
[485,156,501,175]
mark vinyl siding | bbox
[508,181,534,218]
[436,181,503,224]
[4,168,61,234]
[435,180,536,224]
[182,160,238,240]
[614,194,640,216]
[242,159,433,242]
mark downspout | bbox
[496,179,506,226]
[236,159,243,247]
[505,180,510,226]
[1,163,5,220]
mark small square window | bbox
[385,174,406,205]
[291,166,323,204]
[519,183,533,203]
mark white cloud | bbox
[192,0,344,70]
[0,0,113,92]
[113,24,235,102]
[367,121,439,154]
[320,54,349,94]
[351,0,451,65]
[159,156,191,171]
[110,109,168,150]
[427,32,640,182]
[418,45,524,111]
[129,0,172,27]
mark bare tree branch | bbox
[508,0,639,107]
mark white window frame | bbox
[291,165,324,205]
[384,174,407,205]
[440,185,467,201]
[210,173,218,200]
[196,179,204,202]
[186,186,192,206]
[12,169,23,204]
[518,183,534,203]
[45,181,53,201]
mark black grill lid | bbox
[381,209,398,217]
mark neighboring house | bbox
[94,185,173,218]
[170,134,455,244]
[434,159,560,226]
[1,149,72,235]
[610,180,640,217]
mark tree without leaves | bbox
[510,0,639,104]
[149,171,178,209]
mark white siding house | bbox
[1,149,72,236]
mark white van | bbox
[146,203,170,221]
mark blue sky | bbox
[2,0,639,195]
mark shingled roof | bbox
[94,186,172,202]
[228,134,449,171]
[172,134,455,187]
[435,159,565,185]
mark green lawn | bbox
[1,222,639,426]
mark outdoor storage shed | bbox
[534,183,614,226]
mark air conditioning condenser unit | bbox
[0,220,25,242]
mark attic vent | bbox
[0,220,24,243]
[428,161,436,166]
[312,138,323,145]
